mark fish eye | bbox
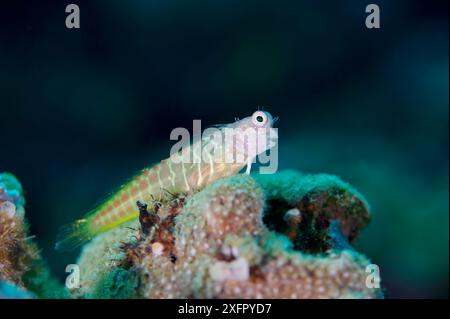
[252,111,267,126]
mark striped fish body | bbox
[90,158,243,234]
[55,140,244,251]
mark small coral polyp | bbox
[75,171,383,299]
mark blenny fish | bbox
[56,110,278,251]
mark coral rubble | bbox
[74,170,382,299]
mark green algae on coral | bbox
[255,170,371,252]
[90,267,138,299]
[74,219,139,298]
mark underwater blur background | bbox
[0,0,448,298]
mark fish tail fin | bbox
[55,218,94,252]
